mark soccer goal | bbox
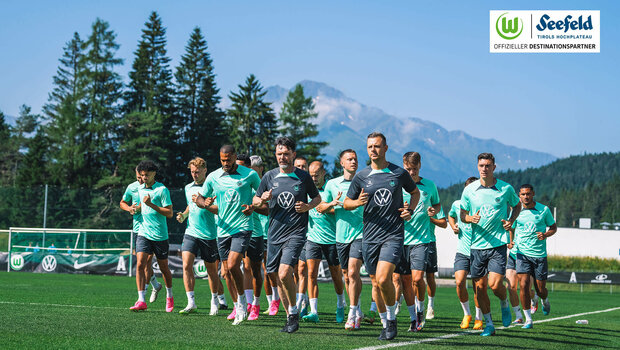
[7,227,134,276]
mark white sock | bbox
[513,305,523,320]
[144,284,149,292]
[267,294,273,304]
[218,294,227,305]
[356,300,362,317]
[166,287,173,298]
[138,290,146,302]
[500,298,509,309]
[288,305,298,315]
[272,287,279,300]
[186,291,195,305]
[310,298,318,314]
[476,307,483,321]
[415,297,425,313]
[379,312,387,327]
[238,294,246,307]
[386,303,397,321]
[348,305,356,319]
[150,275,161,289]
[370,301,378,312]
[524,308,532,322]
[461,301,471,316]
[244,289,253,304]
[407,304,417,321]
[483,312,494,327]
[211,293,218,303]
[428,296,435,309]
[296,293,304,309]
[253,296,260,306]
[336,293,345,308]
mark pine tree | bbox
[175,27,225,176]
[227,75,278,168]
[9,105,40,186]
[0,111,16,185]
[279,84,328,160]
[16,126,49,187]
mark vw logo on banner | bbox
[374,188,392,206]
[41,255,57,272]
[277,191,295,209]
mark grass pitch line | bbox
[0,301,168,313]
[354,306,620,350]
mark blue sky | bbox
[0,0,617,157]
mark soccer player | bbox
[460,153,521,336]
[302,161,346,324]
[120,167,163,303]
[294,156,308,172]
[344,132,420,340]
[400,152,441,332]
[448,176,483,330]
[129,160,174,312]
[324,149,366,329]
[511,184,557,329]
[253,137,321,333]
[176,157,220,315]
[293,156,310,316]
[505,245,525,324]
[425,205,447,320]
[193,145,261,325]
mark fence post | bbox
[43,184,48,228]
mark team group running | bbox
[119,132,557,340]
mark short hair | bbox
[478,152,495,164]
[294,156,307,162]
[309,160,325,173]
[520,184,535,192]
[367,131,387,145]
[465,176,478,187]
[275,137,296,151]
[237,153,250,165]
[137,160,158,173]
[339,149,357,160]
[403,152,421,165]
[250,155,263,167]
[188,157,206,169]
[220,144,236,154]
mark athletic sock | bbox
[483,312,494,327]
[523,309,532,322]
[296,293,304,309]
[336,293,345,308]
[272,287,279,301]
[212,293,219,303]
[500,298,509,309]
[267,294,273,304]
[461,301,471,316]
[407,304,417,321]
[218,294,227,305]
[544,297,549,304]
[252,296,260,306]
[288,305,298,315]
[513,306,523,320]
[386,303,397,321]
[138,290,146,302]
[370,301,378,312]
[428,296,435,309]
[356,300,362,317]
[244,289,253,305]
[415,297,425,313]
[238,294,246,308]
[475,307,483,321]
[379,312,388,327]
[144,284,149,293]
[150,275,161,289]
[186,291,195,305]
[348,305,356,319]
[166,287,173,298]
[309,298,318,314]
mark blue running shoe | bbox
[336,307,345,323]
[481,325,496,336]
[542,300,550,315]
[501,307,512,327]
[522,322,533,329]
[302,312,320,323]
[299,305,309,318]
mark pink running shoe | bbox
[130,300,147,311]
[269,299,280,316]
[165,297,174,312]
[227,306,237,320]
[248,304,260,321]
[247,303,252,314]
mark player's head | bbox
[250,155,264,176]
[236,153,250,167]
[339,149,358,174]
[136,160,158,186]
[275,137,296,170]
[187,157,207,184]
[309,160,326,187]
[519,183,535,206]
[135,166,143,184]
[220,144,237,173]
[477,153,496,179]
[464,176,478,187]
[403,151,421,179]
[366,132,388,162]
[294,156,308,171]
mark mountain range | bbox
[263,80,557,187]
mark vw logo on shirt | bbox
[524,222,537,233]
[224,189,240,203]
[374,188,392,207]
[277,191,295,209]
[478,204,499,219]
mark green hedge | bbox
[548,255,620,272]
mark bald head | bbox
[309,160,326,188]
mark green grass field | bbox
[1,272,619,349]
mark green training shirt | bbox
[449,200,473,256]
[512,202,555,258]
[184,182,217,240]
[138,182,172,241]
[403,177,440,246]
[122,181,142,233]
[308,186,337,245]
[324,176,363,243]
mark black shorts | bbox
[136,235,169,260]
[305,240,340,266]
[395,246,411,275]
[336,239,363,270]
[266,236,306,274]
[362,238,404,276]
[470,245,507,279]
[217,231,252,261]
[181,235,218,263]
[506,253,517,271]
[454,252,471,273]
[298,240,307,263]
[246,236,265,262]
[516,253,548,281]
[409,242,438,273]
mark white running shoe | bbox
[232,305,247,325]
[426,307,435,320]
[210,299,219,316]
[149,283,162,303]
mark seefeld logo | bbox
[10,254,24,270]
[224,189,240,203]
[374,188,392,207]
[496,12,523,40]
[536,14,593,32]
[277,191,295,209]
[194,260,208,278]
[41,255,57,272]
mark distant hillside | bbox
[439,152,620,227]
